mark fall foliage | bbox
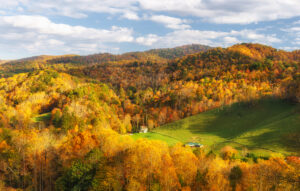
[0,43,299,190]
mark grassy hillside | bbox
[133,99,300,156]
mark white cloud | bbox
[293,20,300,25]
[0,1,296,58]
[2,0,300,24]
[223,36,240,44]
[0,0,20,8]
[294,37,300,45]
[0,0,138,19]
[231,30,282,43]
[136,34,159,46]
[281,26,300,36]
[289,27,300,32]
[138,0,300,24]
[0,15,134,42]
[121,11,140,20]
[0,15,134,57]
[136,29,281,48]
[148,15,190,30]
[280,25,300,47]
[280,46,300,51]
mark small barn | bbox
[139,126,148,133]
[185,142,203,148]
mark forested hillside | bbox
[61,43,300,128]
[146,44,212,59]
[0,44,212,76]
[0,43,299,190]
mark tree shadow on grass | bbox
[186,99,299,154]
[244,118,300,155]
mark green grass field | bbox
[132,99,300,156]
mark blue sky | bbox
[0,0,300,59]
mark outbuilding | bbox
[185,142,203,148]
[139,126,148,133]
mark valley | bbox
[0,43,299,190]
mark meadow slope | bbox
[133,99,300,156]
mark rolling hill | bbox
[0,43,299,190]
[48,44,212,65]
[133,99,300,156]
[0,44,212,74]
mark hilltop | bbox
[146,44,212,59]
[0,44,212,75]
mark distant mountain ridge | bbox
[146,44,212,59]
[2,44,212,66]
[6,54,78,63]
[2,43,300,66]
[0,60,8,65]
[1,43,299,78]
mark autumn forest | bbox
[0,43,299,191]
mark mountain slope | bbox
[133,99,300,156]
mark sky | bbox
[0,0,300,59]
